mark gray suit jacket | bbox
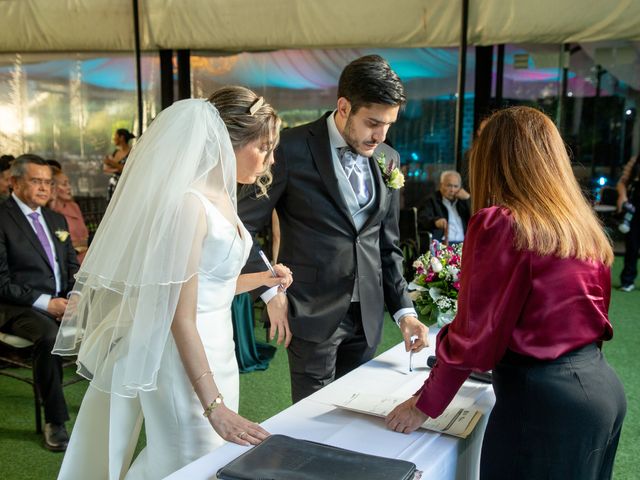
[238,113,413,347]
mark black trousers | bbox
[481,344,626,480]
[1,305,69,424]
[621,208,640,286]
[287,303,377,403]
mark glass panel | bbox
[0,53,160,197]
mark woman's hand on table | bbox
[208,404,270,446]
[385,396,428,434]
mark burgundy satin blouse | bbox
[415,206,613,418]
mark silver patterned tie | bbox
[338,147,370,207]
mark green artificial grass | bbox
[0,257,638,479]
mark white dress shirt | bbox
[442,197,465,243]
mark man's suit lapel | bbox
[359,150,389,232]
[6,198,55,272]
[307,116,357,232]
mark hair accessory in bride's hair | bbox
[249,96,264,116]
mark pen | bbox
[258,250,278,277]
[408,335,418,373]
[258,250,286,293]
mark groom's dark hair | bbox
[337,55,406,113]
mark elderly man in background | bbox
[0,154,79,451]
[419,170,471,244]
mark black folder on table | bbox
[216,434,417,480]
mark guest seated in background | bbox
[386,107,626,480]
[418,170,470,244]
[48,168,90,264]
[103,128,135,202]
[0,154,79,452]
[0,155,13,202]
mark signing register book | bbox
[334,393,482,439]
[216,434,417,480]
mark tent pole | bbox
[177,50,191,99]
[454,0,469,173]
[159,50,174,109]
[132,0,144,137]
[496,44,505,106]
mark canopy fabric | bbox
[1,0,640,53]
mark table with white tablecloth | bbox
[166,332,496,480]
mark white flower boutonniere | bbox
[375,153,405,189]
[55,229,70,242]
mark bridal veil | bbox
[53,99,237,397]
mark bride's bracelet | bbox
[203,393,224,418]
[192,370,213,388]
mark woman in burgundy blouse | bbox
[386,107,626,479]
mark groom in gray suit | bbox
[239,55,428,402]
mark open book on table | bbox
[334,393,482,439]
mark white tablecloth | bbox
[166,333,495,480]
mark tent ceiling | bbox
[2,0,640,53]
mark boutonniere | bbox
[375,153,405,189]
[55,229,70,242]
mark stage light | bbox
[598,176,607,186]
[411,152,419,161]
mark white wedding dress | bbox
[58,191,251,480]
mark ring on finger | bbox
[238,431,247,439]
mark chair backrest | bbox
[399,207,420,253]
[399,207,421,279]
[0,332,33,348]
[74,195,108,235]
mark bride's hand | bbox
[207,404,270,446]
[262,264,293,291]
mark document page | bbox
[334,393,482,439]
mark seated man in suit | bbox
[419,170,470,244]
[0,154,79,451]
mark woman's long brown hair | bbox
[469,106,613,265]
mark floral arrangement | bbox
[409,240,463,327]
[375,153,404,189]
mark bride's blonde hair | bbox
[208,86,280,198]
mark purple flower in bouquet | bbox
[409,240,463,326]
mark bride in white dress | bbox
[53,89,292,479]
